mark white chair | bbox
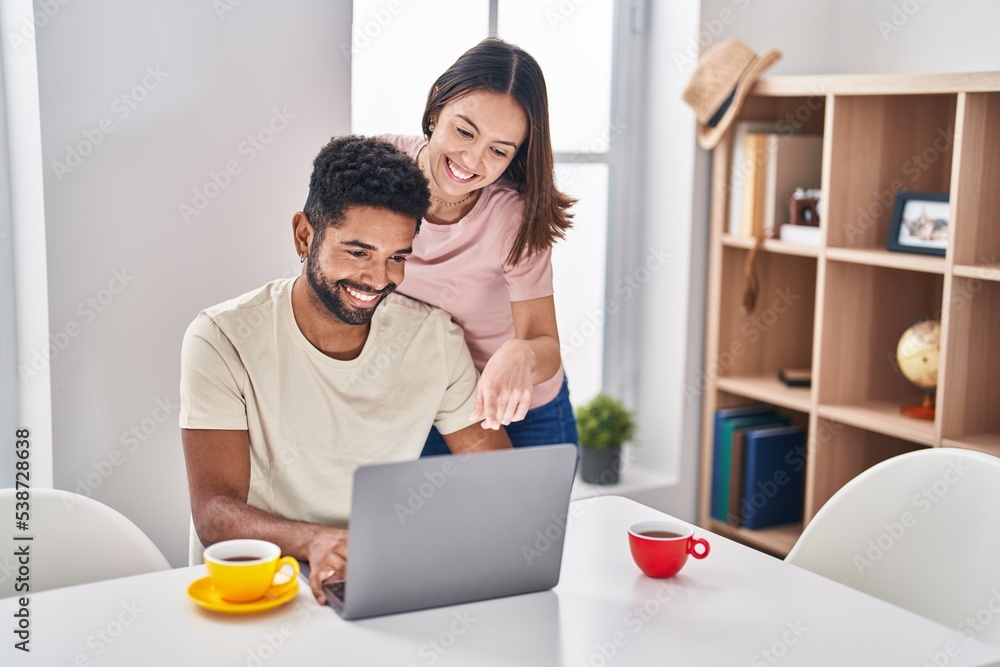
[0,488,170,597]
[786,447,1000,649]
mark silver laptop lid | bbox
[340,444,577,620]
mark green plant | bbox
[574,394,635,450]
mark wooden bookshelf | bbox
[699,72,1000,557]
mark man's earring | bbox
[299,253,305,264]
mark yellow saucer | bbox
[187,576,299,614]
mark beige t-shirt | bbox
[180,278,479,561]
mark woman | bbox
[386,37,578,455]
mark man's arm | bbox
[442,422,512,454]
[182,428,347,604]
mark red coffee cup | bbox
[628,520,710,578]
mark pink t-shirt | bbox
[386,134,565,409]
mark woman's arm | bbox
[471,295,561,429]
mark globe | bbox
[896,319,939,420]
[896,319,940,389]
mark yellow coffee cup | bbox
[203,539,300,603]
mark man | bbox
[180,136,511,604]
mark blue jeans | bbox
[421,377,580,456]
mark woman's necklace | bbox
[430,191,475,207]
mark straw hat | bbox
[682,39,782,150]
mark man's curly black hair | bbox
[303,135,430,239]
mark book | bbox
[710,405,776,521]
[779,223,821,246]
[727,122,777,236]
[740,132,770,238]
[761,135,823,237]
[778,368,812,387]
[740,425,806,530]
[727,423,794,526]
[712,411,788,522]
[727,427,749,526]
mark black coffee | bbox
[221,556,261,562]
[640,530,684,539]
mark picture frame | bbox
[887,191,950,256]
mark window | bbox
[352,0,635,404]
[0,57,18,484]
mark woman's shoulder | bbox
[481,177,524,212]
[379,134,423,157]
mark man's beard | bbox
[306,261,395,325]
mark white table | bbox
[4,496,1000,666]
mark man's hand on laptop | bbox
[306,526,349,604]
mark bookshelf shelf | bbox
[699,71,1000,558]
[953,264,1000,282]
[722,235,820,258]
[816,402,937,447]
[825,247,946,275]
[708,519,802,557]
[717,375,812,412]
[942,434,1000,458]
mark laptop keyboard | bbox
[325,579,347,602]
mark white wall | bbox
[697,0,1000,75]
[827,0,1000,74]
[637,0,1000,523]
[30,0,351,566]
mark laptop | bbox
[305,444,577,620]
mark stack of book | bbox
[710,405,806,530]
[726,122,823,243]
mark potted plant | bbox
[575,394,635,485]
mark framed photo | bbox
[887,191,950,256]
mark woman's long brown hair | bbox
[422,37,575,266]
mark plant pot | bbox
[580,447,620,485]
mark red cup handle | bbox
[688,536,710,559]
